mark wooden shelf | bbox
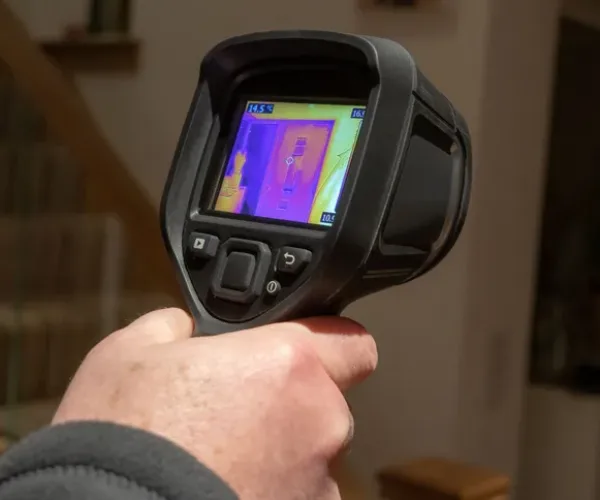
[378,458,510,500]
[39,34,140,74]
[358,0,417,10]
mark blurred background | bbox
[0,0,598,499]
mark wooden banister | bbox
[378,458,510,500]
[0,1,183,304]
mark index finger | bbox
[275,317,378,390]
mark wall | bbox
[517,15,600,500]
[6,0,563,498]
[519,387,600,500]
[458,0,561,479]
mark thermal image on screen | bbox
[213,100,365,227]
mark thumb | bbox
[115,308,194,346]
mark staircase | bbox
[0,5,179,444]
[0,64,176,439]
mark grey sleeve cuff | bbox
[0,421,238,500]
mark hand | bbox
[52,308,378,500]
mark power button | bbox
[265,280,281,296]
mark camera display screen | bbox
[212,100,365,227]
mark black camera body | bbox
[161,31,471,335]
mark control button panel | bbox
[275,247,312,275]
[184,231,320,322]
[188,232,220,259]
[210,238,271,305]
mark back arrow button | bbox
[276,246,312,275]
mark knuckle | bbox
[133,307,186,329]
[321,395,353,458]
[272,334,320,374]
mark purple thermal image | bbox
[217,111,334,224]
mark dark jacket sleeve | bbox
[0,421,238,500]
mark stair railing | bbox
[0,0,182,302]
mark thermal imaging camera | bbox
[161,30,472,335]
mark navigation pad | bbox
[221,252,256,292]
[210,238,272,305]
